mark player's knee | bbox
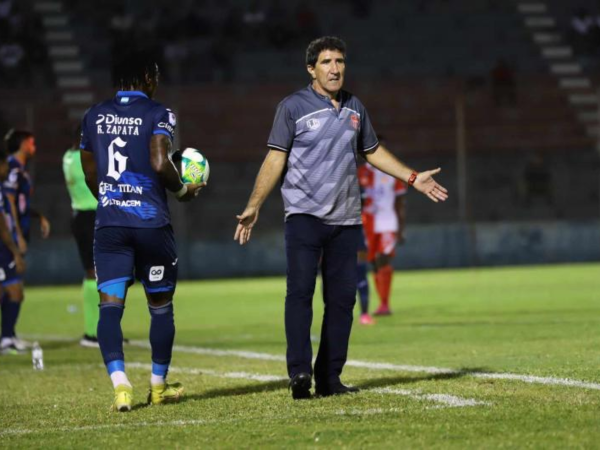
[5,285,24,302]
[8,295,24,303]
[147,291,173,307]
[99,281,128,303]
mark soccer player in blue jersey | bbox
[80,51,203,412]
[235,36,448,399]
[0,149,26,355]
[1,129,50,353]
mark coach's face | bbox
[308,49,345,98]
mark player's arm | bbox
[149,134,203,202]
[0,213,25,274]
[234,149,287,245]
[4,193,27,254]
[364,145,448,203]
[30,207,50,239]
[80,150,98,199]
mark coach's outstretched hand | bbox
[234,206,259,245]
[413,168,448,203]
[178,182,205,202]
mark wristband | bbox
[174,184,188,198]
[408,171,418,186]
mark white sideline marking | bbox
[372,387,489,407]
[135,341,600,391]
[131,340,287,362]
[22,335,600,391]
[127,362,286,383]
[336,407,401,416]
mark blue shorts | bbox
[0,248,20,286]
[94,225,178,295]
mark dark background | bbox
[1,0,599,282]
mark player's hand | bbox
[178,182,205,202]
[412,168,448,203]
[13,253,26,275]
[40,216,51,239]
[234,206,259,245]
[17,234,27,254]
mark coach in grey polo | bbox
[235,36,448,399]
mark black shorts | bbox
[71,210,96,271]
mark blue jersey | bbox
[80,91,177,229]
[0,185,17,250]
[2,156,32,241]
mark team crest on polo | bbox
[307,118,321,130]
[350,114,359,130]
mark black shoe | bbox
[79,335,99,348]
[289,373,312,400]
[315,382,360,397]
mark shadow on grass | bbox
[176,367,491,402]
[179,379,289,403]
[355,367,488,390]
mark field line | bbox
[125,362,486,408]
[23,334,600,391]
[372,387,490,407]
[129,340,600,391]
[127,362,286,382]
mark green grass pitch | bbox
[1,263,600,448]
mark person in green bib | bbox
[63,126,99,348]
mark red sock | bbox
[378,265,393,308]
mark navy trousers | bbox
[284,214,361,387]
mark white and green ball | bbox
[180,148,210,184]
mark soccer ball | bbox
[178,148,210,184]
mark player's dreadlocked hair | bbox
[3,129,33,154]
[305,36,347,67]
[113,50,159,90]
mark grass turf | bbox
[1,263,600,448]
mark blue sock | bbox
[149,302,175,367]
[107,359,125,375]
[152,362,169,378]
[1,298,21,338]
[357,261,370,315]
[97,303,125,366]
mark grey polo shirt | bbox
[268,85,379,225]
